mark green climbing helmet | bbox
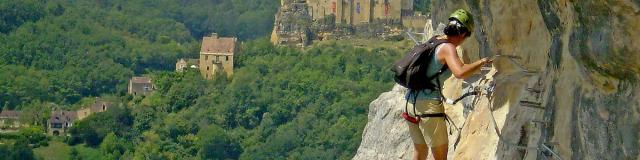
[449,9,474,32]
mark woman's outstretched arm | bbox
[440,44,489,79]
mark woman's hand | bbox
[480,57,493,65]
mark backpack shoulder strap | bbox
[426,36,450,76]
[427,36,450,93]
[427,36,449,46]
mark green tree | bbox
[165,71,206,112]
[10,138,36,160]
[133,131,164,160]
[100,132,124,160]
[70,147,81,160]
[131,105,157,133]
[197,124,241,160]
[18,126,47,147]
[0,0,45,33]
[69,106,133,147]
[413,0,432,14]
[19,100,52,126]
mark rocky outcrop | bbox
[271,0,313,47]
[355,1,639,159]
[351,85,413,160]
[353,81,470,160]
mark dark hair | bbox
[443,19,471,37]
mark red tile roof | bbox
[49,110,77,124]
[131,77,152,84]
[0,110,21,119]
[200,33,237,54]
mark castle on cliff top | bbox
[272,0,428,47]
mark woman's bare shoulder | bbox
[439,43,457,54]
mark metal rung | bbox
[522,70,541,74]
[520,101,544,109]
[526,88,543,93]
[531,120,550,124]
[495,54,522,59]
[530,120,551,128]
[545,142,560,146]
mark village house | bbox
[48,110,77,136]
[48,99,114,136]
[128,76,155,96]
[76,99,112,120]
[175,58,199,72]
[176,33,237,79]
[0,110,22,131]
[199,33,236,79]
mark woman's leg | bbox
[431,143,448,160]
[406,101,429,160]
[413,143,429,160]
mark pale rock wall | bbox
[351,85,414,160]
[355,0,640,159]
[271,1,313,47]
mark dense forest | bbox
[0,0,404,159]
[1,0,278,108]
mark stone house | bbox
[0,110,22,130]
[48,110,77,136]
[175,33,237,79]
[175,58,199,72]
[76,99,112,120]
[199,33,236,79]
[128,76,154,96]
[48,99,113,136]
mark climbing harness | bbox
[403,30,562,159]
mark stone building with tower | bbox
[175,33,237,80]
[272,0,428,46]
[199,33,236,79]
[306,0,413,25]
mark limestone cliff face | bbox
[355,1,639,159]
[271,1,313,47]
[352,85,414,160]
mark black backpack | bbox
[392,36,449,90]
